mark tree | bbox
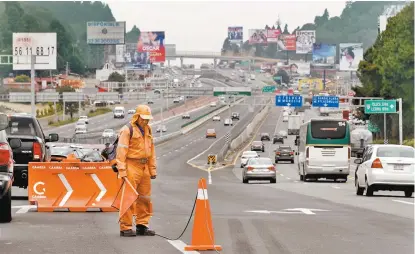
[14,75,30,82]
[283,24,289,34]
[357,2,414,139]
[126,25,140,43]
[107,72,125,82]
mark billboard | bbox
[339,43,363,71]
[278,34,296,51]
[299,78,323,91]
[13,33,57,70]
[115,45,125,63]
[124,43,151,70]
[295,30,315,54]
[228,27,243,43]
[266,29,281,43]
[248,29,267,44]
[312,43,336,65]
[137,31,165,62]
[87,21,126,45]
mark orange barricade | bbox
[28,157,121,212]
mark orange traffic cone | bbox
[185,178,222,251]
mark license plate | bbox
[394,164,404,170]
[254,169,268,172]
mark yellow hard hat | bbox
[135,104,153,120]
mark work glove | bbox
[150,175,157,180]
[118,170,127,179]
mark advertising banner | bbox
[295,30,315,54]
[312,43,336,65]
[87,21,126,45]
[137,31,165,63]
[124,43,151,70]
[228,27,243,43]
[339,43,363,71]
[299,78,323,91]
[279,34,296,51]
[266,29,281,43]
[248,29,267,44]
[115,44,125,63]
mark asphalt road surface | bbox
[4,105,413,253]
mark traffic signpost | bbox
[262,86,276,93]
[312,96,339,108]
[364,100,396,114]
[275,95,303,107]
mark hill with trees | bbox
[221,1,400,61]
[0,1,140,78]
[355,2,414,140]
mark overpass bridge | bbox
[165,51,283,67]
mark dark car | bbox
[0,114,22,223]
[294,135,300,146]
[251,141,265,152]
[275,145,295,164]
[260,133,270,141]
[231,112,240,120]
[6,114,59,189]
[273,134,284,144]
[182,113,190,119]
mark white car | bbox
[128,109,135,114]
[210,102,217,107]
[224,118,233,126]
[354,145,415,197]
[79,116,89,124]
[173,98,180,103]
[75,121,87,129]
[75,125,87,134]
[240,151,259,168]
[213,115,221,121]
[102,129,115,138]
[156,125,167,132]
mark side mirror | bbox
[0,114,9,131]
[354,158,363,164]
[9,138,21,149]
[47,133,59,142]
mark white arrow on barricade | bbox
[90,173,107,202]
[58,173,73,207]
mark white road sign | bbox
[12,33,57,70]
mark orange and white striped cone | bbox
[185,178,222,251]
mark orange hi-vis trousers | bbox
[120,159,153,231]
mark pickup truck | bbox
[5,114,59,189]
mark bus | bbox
[297,119,351,182]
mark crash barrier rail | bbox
[229,104,271,152]
[153,131,182,145]
[217,103,268,162]
[28,158,121,212]
[181,98,245,135]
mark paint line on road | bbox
[13,205,36,214]
[331,185,341,189]
[392,200,414,205]
[286,177,291,180]
[280,174,284,176]
[166,240,200,254]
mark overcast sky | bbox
[107,1,346,51]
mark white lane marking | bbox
[13,205,37,214]
[167,240,200,254]
[286,177,291,180]
[156,157,160,159]
[162,154,166,156]
[392,200,414,205]
[331,185,341,189]
[91,174,107,202]
[294,180,298,183]
[175,149,179,152]
[280,174,284,176]
[58,173,73,207]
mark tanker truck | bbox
[350,127,373,158]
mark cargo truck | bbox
[288,114,301,135]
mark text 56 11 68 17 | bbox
[14,46,55,56]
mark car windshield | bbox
[79,148,103,161]
[115,110,123,113]
[207,129,215,133]
[261,133,269,136]
[243,151,257,157]
[248,158,272,165]
[6,117,39,136]
[51,146,75,156]
[252,141,262,145]
[278,146,292,151]
[376,146,414,158]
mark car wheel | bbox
[404,190,413,198]
[300,175,304,181]
[275,160,278,164]
[355,176,364,195]
[243,178,248,184]
[0,187,12,223]
[365,177,374,196]
[270,178,276,184]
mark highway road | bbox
[5,102,413,253]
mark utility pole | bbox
[66,62,69,76]
[30,55,36,117]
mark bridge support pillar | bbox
[180,57,183,68]
[213,58,217,68]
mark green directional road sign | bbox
[213,87,252,96]
[364,100,397,114]
[262,86,276,93]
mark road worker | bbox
[116,104,157,237]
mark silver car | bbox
[242,157,276,184]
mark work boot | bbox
[136,224,155,236]
[120,229,136,237]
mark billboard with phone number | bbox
[137,31,165,62]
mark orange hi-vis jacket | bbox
[116,122,156,178]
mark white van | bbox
[282,111,289,122]
[114,106,125,119]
